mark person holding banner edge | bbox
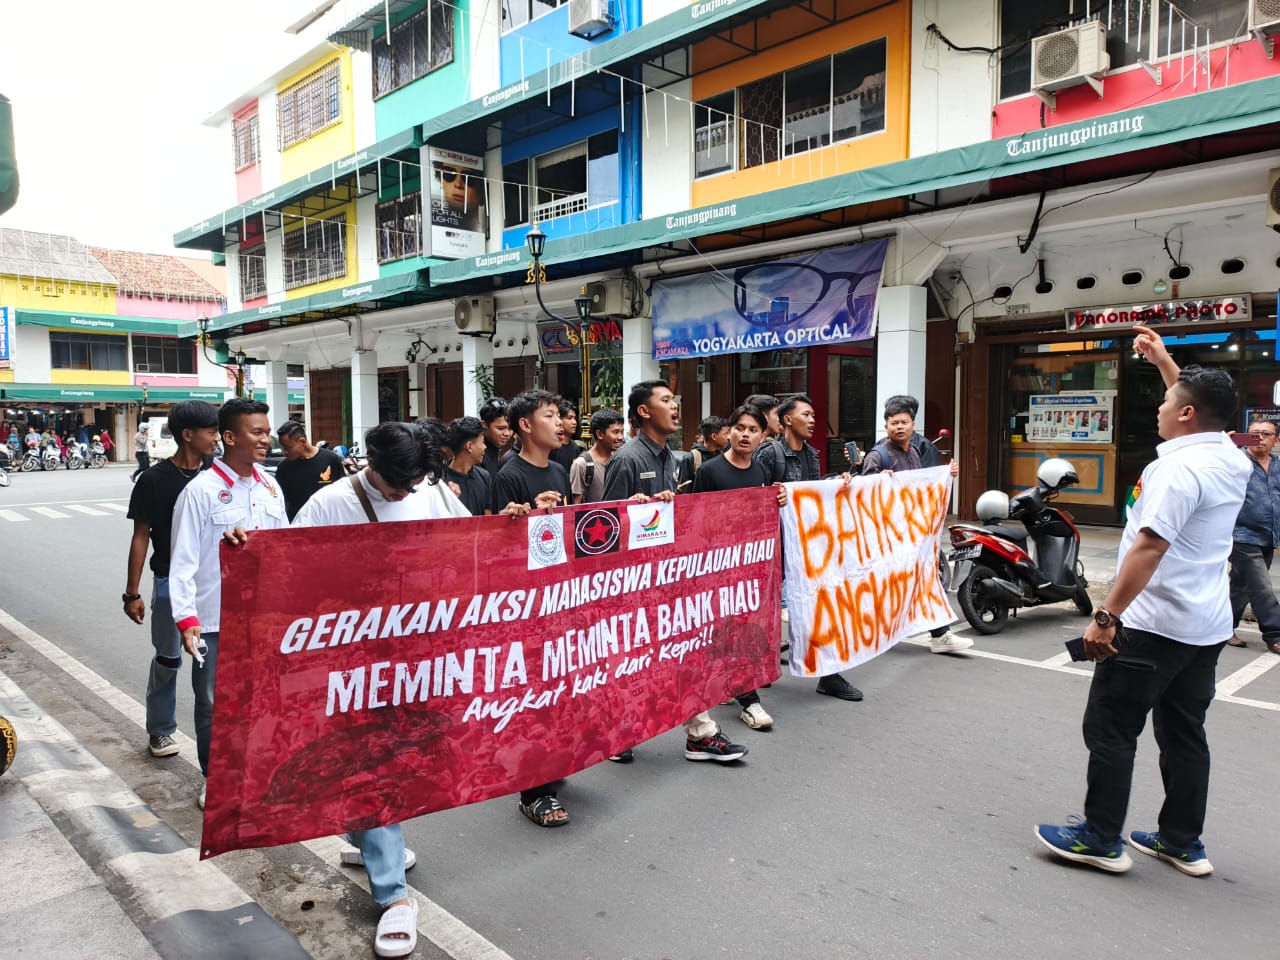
[602,379,750,764]
[291,420,470,959]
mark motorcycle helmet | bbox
[975,490,1010,522]
[1036,458,1078,490]
[92,434,100,441]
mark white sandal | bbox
[374,899,418,959]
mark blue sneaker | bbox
[1035,817,1133,873]
[1128,830,1213,877]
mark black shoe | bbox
[684,733,748,762]
[816,674,863,701]
[608,748,634,763]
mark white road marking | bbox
[0,606,516,960]
[100,502,129,513]
[1041,650,1075,667]
[0,509,27,522]
[1217,652,1280,698]
[0,497,128,508]
[29,506,70,519]
[65,504,110,517]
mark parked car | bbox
[145,417,177,461]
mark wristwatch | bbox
[1094,607,1117,628]
[122,592,141,604]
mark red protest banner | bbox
[202,488,781,858]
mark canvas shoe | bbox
[340,843,418,871]
[929,631,975,654]
[1128,830,1213,877]
[685,732,748,762]
[1035,818,1132,873]
[148,734,179,758]
[739,702,774,730]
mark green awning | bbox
[1,384,229,403]
[188,271,431,338]
[174,127,422,251]
[288,391,304,404]
[420,0,784,141]
[0,93,17,216]
[15,309,190,336]
[429,74,1280,287]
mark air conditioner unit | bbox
[134,364,151,373]
[568,0,614,40]
[454,295,495,335]
[1267,168,1280,232]
[583,278,636,318]
[1031,20,1109,110]
[1250,0,1280,33]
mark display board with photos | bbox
[1026,391,1115,443]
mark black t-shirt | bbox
[693,452,772,493]
[445,464,492,517]
[275,448,347,520]
[490,455,571,513]
[549,442,580,474]
[481,443,508,479]
[127,459,204,577]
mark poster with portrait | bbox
[426,146,487,260]
[1026,391,1115,443]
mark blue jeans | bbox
[1229,541,1280,642]
[144,578,182,737]
[192,631,218,776]
[348,826,408,907]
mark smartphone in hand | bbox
[1228,432,1262,447]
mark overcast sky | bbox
[0,1,317,257]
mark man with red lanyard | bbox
[169,398,286,810]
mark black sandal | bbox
[519,794,570,828]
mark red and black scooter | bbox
[946,457,1091,634]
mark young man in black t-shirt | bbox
[694,404,788,731]
[479,397,514,478]
[275,420,347,521]
[444,416,493,517]
[124,401,221,759]
[490,390,573,828]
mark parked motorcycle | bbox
[947,457,1091,634]
[20,447,40,472]
[88,439,107,469]
[41,442,61,471]
[0,449,9,487]
[63,444,85,470]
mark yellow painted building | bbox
[277,52,358,181]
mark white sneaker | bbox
[197,784,206,810]
[340,842,417,870]
[930,631,974,654]
[739,702,774,729]
[780,608,790,623]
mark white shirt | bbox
[292,470,470,528]
[169,459,287,633]
[1119,431,1250,645]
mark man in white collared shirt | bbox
[1037,326,1249,879]
[292,420,467,959]
[169,398,286,808]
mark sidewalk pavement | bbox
[0,668,310,960]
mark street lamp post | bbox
[196,316,248,399]
[525,225,594,437]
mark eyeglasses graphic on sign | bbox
[732,262,876,329]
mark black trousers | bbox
[1082,627,1223,845]
[132,451,150,478]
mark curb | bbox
[0,668,311,960]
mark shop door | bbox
[434,364,463,421]
[378,368,409,423]
[827,353,876,471]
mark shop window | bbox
[233,112,260,171]
[376,192,422,262]
[278,60,342,150]
[738,350,808,402]
[282,214,347,290]
[50,331,127,372]
[133,335,196,376]
[239,245,266,301]
[697,37,886,177]
[998,0,1248,99]
[503,132,619,227]
[373,4,454,99]
[501,0,568,32]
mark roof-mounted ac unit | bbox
[1250,0,1280,56]
[454,295,495,335]
[568,0,614,40]
[1031,20,1109,111]
[584,278,636,319]
[1267,168,1280,232]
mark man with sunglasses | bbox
[1227,419,1280,654]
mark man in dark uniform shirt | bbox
[274,420,347,521]
[444,416,493,516]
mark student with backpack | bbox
[570,409,625,504]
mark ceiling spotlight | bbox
[1153,279,1168,296]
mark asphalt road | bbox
[1,464,1277,960]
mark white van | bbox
[145,417,177,461]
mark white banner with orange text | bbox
[780,469,955,677]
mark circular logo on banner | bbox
[574,508,621,557]
[529,514,565,567]
[218,490,233,504]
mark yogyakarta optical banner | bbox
[650,238,888,360]
[200,489,781,858]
